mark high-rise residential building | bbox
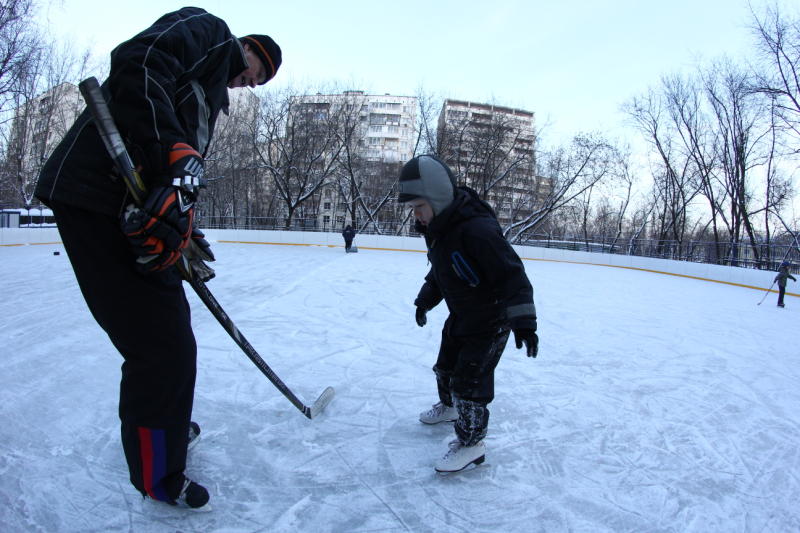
[293,90,418,230]
[437,99,544,229]
[2,82,83,206]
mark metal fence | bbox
[202,215,799,273]
[520,234,800,273]
[200,215,410,235]
[9,206,797,274]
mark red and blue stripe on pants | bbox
[138,427,171,502]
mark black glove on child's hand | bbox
[514,328,539,358]
[121,186,194,273]
[415,306,427,327]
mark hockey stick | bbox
[756,281,775,306]
[78,76,334,419]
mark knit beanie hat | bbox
[239,34,282,84]
[397,155,456,216]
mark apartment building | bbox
[293,90,417,230]
[2,82,83,205]
[437,99,543,229]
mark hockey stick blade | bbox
[306,386,335,419]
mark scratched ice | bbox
[1,241,797,532]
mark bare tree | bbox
[328,90,421,235]
[583,147,637,252]
[658,73,728,258]
[254,87,343,229]
[413,86,440,156]
[202,89,266,227]
[607,148,637,252]
[336,93,420,234]
[437,100,537,233]
[329,90,369,229]
[0,40,90,206]
[751,3,800,145]
[760,99,795,264]
[703,59,772,265]
[749,2,800,265]
[624,86,702,248]
[0,0,39,119]
[438,103,535,199]
[504,134,616,242]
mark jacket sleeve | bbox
[414,268,444,310]
[106,8,242,185]
[463,222,537,330]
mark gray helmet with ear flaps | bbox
[397,155,457,216]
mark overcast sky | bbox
[39,0,791,146]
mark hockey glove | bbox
[415,306,428,327]
[169,142,205,195]
[190,226,215,262]
[120,186,194,273]
[514,328,539,358]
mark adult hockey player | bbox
[34,8,281,509]
[774,262,796,308]
[397,154,539,472]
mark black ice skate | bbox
[171,475,210,509]
[188,421,201,451]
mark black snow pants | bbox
[51,201,196,502]
[433,318,510,446]
[778,285,786,306]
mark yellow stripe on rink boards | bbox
[516,256,797,296]
[1,241,61,247]
[8,237,791,298]
[217,240,427,254]
[216,239,797,298]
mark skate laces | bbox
[444,439,463,456]
[177,478,192,500]
[429,402,449,416]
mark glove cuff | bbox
[510,317,537,332]
[168,142,205,195]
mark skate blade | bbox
[419,418,457,425]
[435,454,485,474]
[143,497,213,513]
[188,503,213,513]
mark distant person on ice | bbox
[774,262,796,308]
[34,7,281,509]
[342,224,356,252]
[397,154,539,473]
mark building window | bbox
[324,202,331,210]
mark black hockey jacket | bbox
[414,187,537,336]
[35,7,249,216]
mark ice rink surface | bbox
[1,241,798,532]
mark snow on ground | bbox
[1,241,798,533]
